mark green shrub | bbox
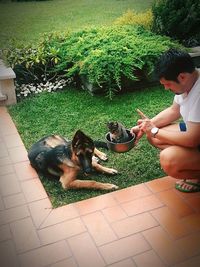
[4,25,181,99]
[11,0,49,2]
[4,32,69,85]
[56,25,181,98]
[152,0,200,47]
[114,9,153,30]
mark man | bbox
[131,48,200,192]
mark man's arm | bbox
[131,102,180,141]
[153,122,200,148]
[151,101,181,127]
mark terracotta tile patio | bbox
[1,106,200,267]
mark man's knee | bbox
[159,147,178,175]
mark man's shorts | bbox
[179,122,187,131]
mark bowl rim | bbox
[105,129,135,145]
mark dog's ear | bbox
[72,130,85,146]
[72,130,93,148]
[74,130,85,139]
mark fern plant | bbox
[56,25,181,97]
[4,25,182,99]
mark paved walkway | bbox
[1,106,200,267]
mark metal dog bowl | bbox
[105,130,136,153]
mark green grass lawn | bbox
[0,0,153,48]
[3,0,171,207]
[9,86,174,207]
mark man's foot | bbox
[175,180,200,193]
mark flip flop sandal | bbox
[175,180,200,193]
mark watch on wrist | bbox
[151,127,159,137]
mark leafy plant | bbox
[114,9,153,29]
[11,0,49,2]
[55,25,181,98]
[4,25,181,99]
[152,0,200,47]
[3,32,69,85]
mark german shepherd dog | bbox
[28,130,118,190]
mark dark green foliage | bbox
[4,32,69,85]
[4,25,181,98]
[152,0,200,47]
[11,0,49,2]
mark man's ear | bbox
[177,73,187,84]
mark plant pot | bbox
[80,75,102,94]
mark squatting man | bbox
[131,48,200,193]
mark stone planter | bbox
[80,72,159,95]
[80,47,200,96]
[80,75,102,94]
[0,60,16,106]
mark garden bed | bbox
[8,86,173,207]
[4,25,182,100]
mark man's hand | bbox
[139,119,155,135]
[130,109,149,143]
[136,109,156,136]
[130,125,144,143]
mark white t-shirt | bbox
[174,72,200,124]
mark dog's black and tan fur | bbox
[28,130,118,190]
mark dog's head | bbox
[72,130,95,174]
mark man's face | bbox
[160,73,188,95]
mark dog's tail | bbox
[94,141,108,149]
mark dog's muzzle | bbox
[81,159,93,175]
[84,167,93,175]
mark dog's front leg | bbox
[94,148,108,161]
[59,165,78,189]
[92,161,118,175]
[68,179,118,190]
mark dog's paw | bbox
[107,168,118,175]
[92,156,100,163]
[104,183,119,190]
[110,184,119,190]
[98,152,108,161]
[60,180,67,189]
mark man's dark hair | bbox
[154,48,195,82]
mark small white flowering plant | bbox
[15,77,72,99]
[4,32,71,100]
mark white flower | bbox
[16,76,69,99]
